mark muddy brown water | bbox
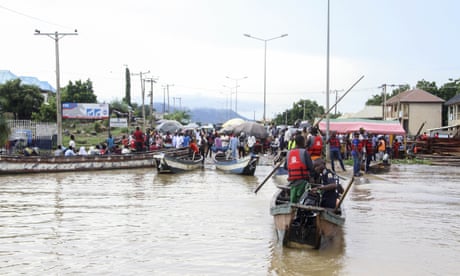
[0,161,458,275]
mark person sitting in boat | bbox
[309,158,344,209]
[285,134,315,203]
[121,145,131,154]
[78,146,88,156]
[64,146,76,157]
[54,145,64,156]
[23,146,39,156]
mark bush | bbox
[94,122,103,133]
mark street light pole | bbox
[223,85,236,113]
[244,33,287,123]
[226,76,247,114]
[35,29,78,146]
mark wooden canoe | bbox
[0,151,159,174]
[270,188,345,249]
[213,152,259,175]
[153,149,203,173]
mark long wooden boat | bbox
[270,187,345,249]
[212,152,259,175]
[0,151,159,174]
[153,150,203,173]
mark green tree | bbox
[31,95,57,122]
[61,79,97,103]
[416,79,438,94]
[435,79,459,125]
[164,110,191,125]
[123,67,131,106]
[365,84,410,106]
[273,99,324,125]
[110,99,131,114]
[0,79,44,119]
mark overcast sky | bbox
[2,0,460,120]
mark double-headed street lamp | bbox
[225,76,247,114]
[244,33,288,123]
[35,29,78,146]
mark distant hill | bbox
[153,103,249,124]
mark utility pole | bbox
[379,83,407,120]
[144,77,158,128]
[34,29,78,146]
[162,86,166,114]
[226,76,247,114]
[131,70,150,129]
[162,84,174,113]
[173,97,182,111]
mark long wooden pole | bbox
[336,176,355,210]
[314,75,365,128]
[254,160,283,194]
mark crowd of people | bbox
[51,126,264,160]
[276,126,403,206]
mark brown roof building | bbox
[385,89,444,136]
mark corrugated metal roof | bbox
[386,88,444,104]
[445,94,460,105]
[0,70,56,92]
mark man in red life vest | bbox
[307,127,323,161]
[285,134,315,203]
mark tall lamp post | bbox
[225,76,247,114]
[34,29,78,146]
[244,33,287,123]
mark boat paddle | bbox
[336,176,355,210]
[254,160,284,194]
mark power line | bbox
[0,4,75,31]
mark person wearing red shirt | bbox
[133,126,144,152]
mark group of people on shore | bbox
[282,126,401,207]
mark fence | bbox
[4,120,57,154]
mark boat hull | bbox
[0,152,158,174]
[213,154,258,175]
[270,189,344,249]
[154,152,203,173]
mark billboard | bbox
[62,103,109,119]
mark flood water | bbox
[0,159,459,275]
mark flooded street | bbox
[0,161,459,275]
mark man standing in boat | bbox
[285,134,315,203]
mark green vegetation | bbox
[60,120,131,148]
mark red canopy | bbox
[318,119,406,135]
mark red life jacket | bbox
[287,148,310,181]
[308,135,323,157]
